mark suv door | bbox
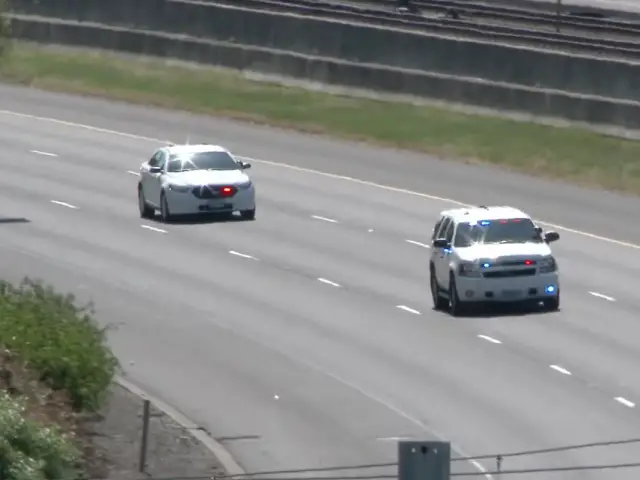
[431,216,450,285]
[436,218,455,287]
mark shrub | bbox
[0,392,81,480]
[0,278,119,411]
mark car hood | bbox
[457,242,552,262]
[165,169,249,186]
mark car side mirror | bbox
[149,166,162,174]
[544,231,560,243]
[433,238,450,249]
[240,162,251,169]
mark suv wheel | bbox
[449,275,467,317]
[430,267,449,311]
[543,290,560,311]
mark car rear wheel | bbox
[138,184,154,219]
[240,208,256,220]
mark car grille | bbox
[483,268,536,278]
[192,185,232,199]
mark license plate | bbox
[502,289,522,299]
[201,203,230,211]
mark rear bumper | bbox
[456,272,559,302]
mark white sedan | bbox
[137,143,256,221]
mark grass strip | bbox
[1,43,640,194]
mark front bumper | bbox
[455,272,559,303]
[165,185,256,215]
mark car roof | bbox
[163,143,229,155]
[440,206,531,223]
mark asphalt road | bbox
[3,83,640,479]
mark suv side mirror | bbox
[544,231,560,243]
[433,238,450,249]
[149,166,162,174]
[240,161,251,169]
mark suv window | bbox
[431,217,445,241]
[454,218,542,247]
[443,220,454,242]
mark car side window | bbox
[148,151,160,167]
[156,151,167,171]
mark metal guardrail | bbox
[207,0,640,58]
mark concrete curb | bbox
[116,375,246,478]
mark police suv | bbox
[429,206,560,316]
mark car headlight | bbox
[458,261,481,277]
[538,256,557,273]
[168,184,190,193]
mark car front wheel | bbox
[160,191,173,222]
[138,184,154,219]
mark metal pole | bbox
[139,399,151,473]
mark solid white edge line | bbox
[477,335,502,344]
[117,376,245,476]
[50,200,78,209]
[615,397,636,408]
[396,305,421,315]
[229,250,256,260]
[311,215,338,223]
[550,364,572,375]
[405,239,430,249]
[2,108,639,252]
[317,277,341,287]
[141,225,167,233]
[31,149,58,157]
[588,291,616,302]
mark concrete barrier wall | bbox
[9,15,640,130]
[9,0,640,102]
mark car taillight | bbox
[220,186,237,197]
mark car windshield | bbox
[454,218,542,247]
[167,151,239,172]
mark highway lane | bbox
[3,86,640,478]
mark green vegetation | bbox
[1,43,640,194]
[0,278,119,480]
[0,392,81,480]
[0,0,10,57]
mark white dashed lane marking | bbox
[589,291,616,302]
[311,215,338,223]
[229,250,257,260]
[317,278,341,287]
[31,150,58,157]
[50,200,78,209]
[478,335,502,344]
[141,225,167,233]
[550,365,572,376]
[396,305,421,315]
[405,239,430,248]
[127,170,141,176]
[615,397,635,408]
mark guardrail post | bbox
[139,399,151,473]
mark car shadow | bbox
[436,301,557,318]
[149,212,247,226]
[0,217,30,224]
